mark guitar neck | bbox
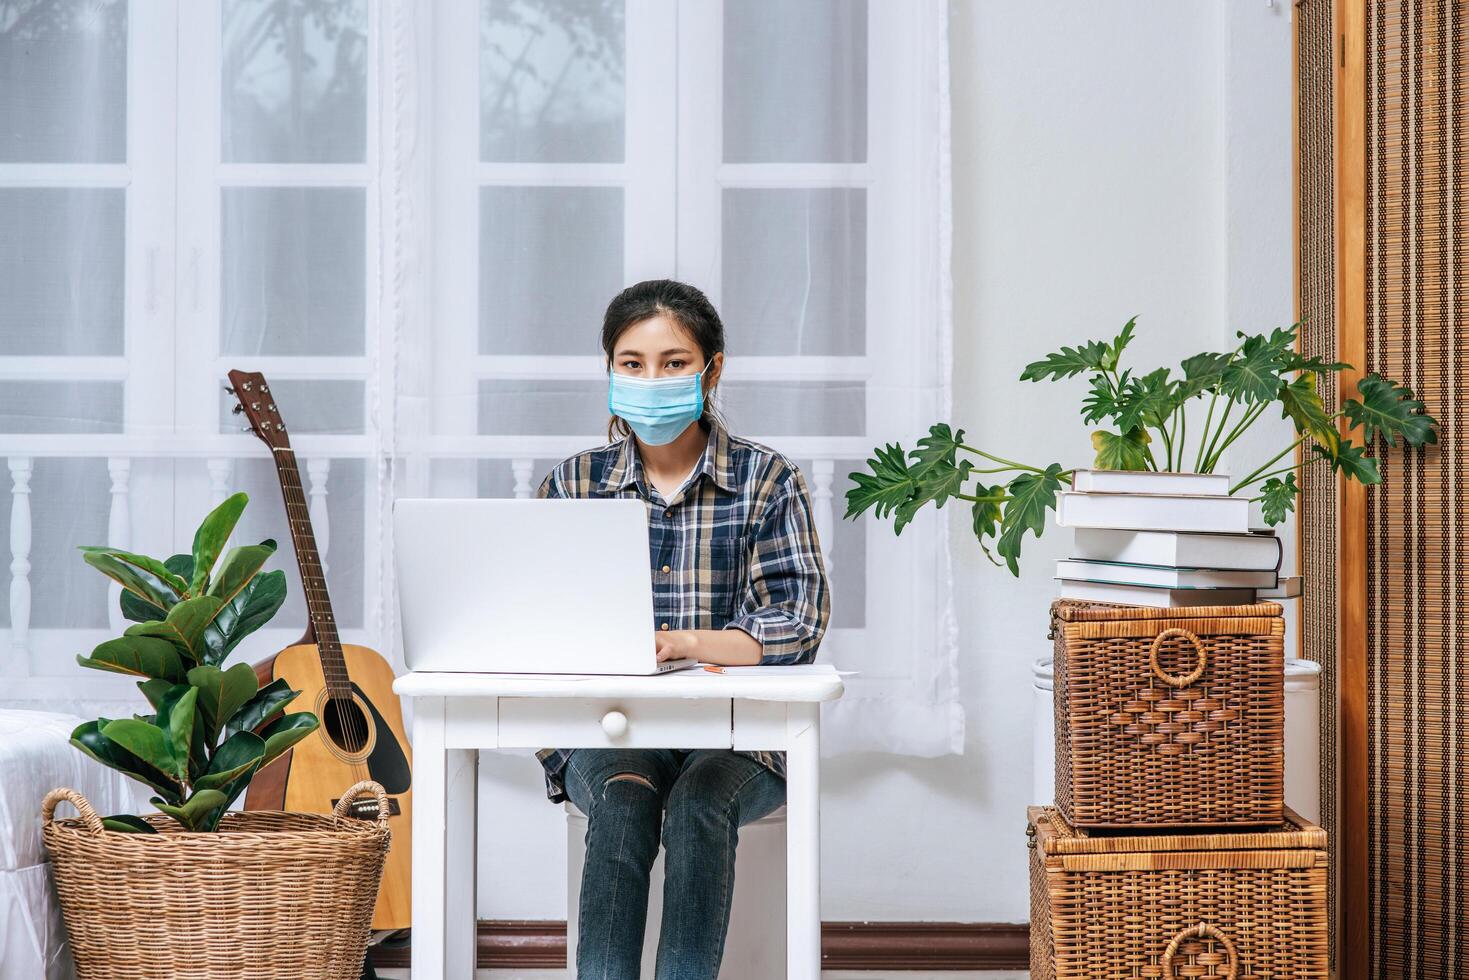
[270,446,352,698]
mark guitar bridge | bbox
[332,796,402,820]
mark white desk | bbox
[393,665,845,979]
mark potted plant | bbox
[41,492,392,980]
[845,319,1439,573]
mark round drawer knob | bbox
[601,710,629,738]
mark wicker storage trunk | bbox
[1028,805,1328,980]
[1051,600,1285,828]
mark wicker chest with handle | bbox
[1050,599,1286,829]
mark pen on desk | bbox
[702,664,725,673]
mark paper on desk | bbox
[697,664,859,676]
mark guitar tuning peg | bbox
[231,404,244,415]
[261,384,270,393]
[242,381,253,392]
[240,426,252,433]
[224,385,236,395]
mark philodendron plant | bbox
[70,492,319,833]
[846,319,1439,575]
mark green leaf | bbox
[1342,373,1439,448]
[1220,333,1290,404]
[119,554,193,623]
[156,685,198,778]
[188,662,259,746]
[78,635,186,684]
[1280,350,1351,374]
[995,464,1066,576]
[1101,317,1137,371]
[150,789,228,832]
[69,720,183,803]
[969,487,1005,568]
[846,444,918,526]
[1115,368,1176,432]
[1090,428,1152,471]
[259,712,320,767]
[1080,373,1126,425]
[77,547,189,597]
[205,540,277,605]
[1278,371,1340,456]
[1315,441,1381,484]
[124,595,225,665]
[225,677,300,740]
[190,492,249,594]
[1177,351,1232,399]
[204,569,287,665]
[1257,472,1299,526]
[136,678,174,712]
[909,423,965,471]
[1019,339,1112,382]
[194,731,266,792]
[99,718,178,778]
[81,552,177,613]
[101,814,158,834]
[899,459,973,529]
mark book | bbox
[1070,527,1282,571]
[1056,490,1251,533]
[1258,575,1302,599]
[1070,469,1231,496]
[1056,580,1258,608]
[1056,559,1278,590]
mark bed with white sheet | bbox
[0,709,140,980]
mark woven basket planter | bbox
[42,780,391,980]
[1050,599,1285,828]
[1028,804,1328,980]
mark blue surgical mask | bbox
[608,368,706,446]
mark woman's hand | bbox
[655,628,763,665]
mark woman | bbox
[535,278,831,979]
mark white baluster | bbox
[206,457,234,552]
[306,457,331,579]
[8,458,32,675]
[511,458,534,499]
[810,458,836,596]
[106,458,132,633]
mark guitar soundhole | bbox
[321,697,372,754]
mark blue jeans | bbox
[562,748,787,980]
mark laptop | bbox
[394,497,699,675]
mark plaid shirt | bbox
[533,420,831,802]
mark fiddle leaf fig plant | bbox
[69,493,317,833]
[845,318,1439,575]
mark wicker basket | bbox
[1028,804,1328,980]
[42,780,391,980]
[1051,599,1285,828]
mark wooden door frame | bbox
[1331,2,1368,979]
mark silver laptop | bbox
[394,497,699,675]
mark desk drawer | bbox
[497,698,733,749]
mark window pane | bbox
[478,379,607,436]
[793,457,864,629]
[723,0,866,164]
[477,457,560,498]
[719,381,864,437]
[480,0,624,163]
[221,187,365,355]
[0,381,122,433]
[0,188,124,354]
[219,379,364,435]
[721,188,865,356]
[222,0,368,163]
[0,0,128,163]
[479,187,622,354]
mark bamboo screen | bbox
[1294,1,1339,969]
[1363,1,1469,976]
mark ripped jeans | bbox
[562,748,787,980]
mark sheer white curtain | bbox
[0,0,960,759]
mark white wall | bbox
[475,0,1295,923]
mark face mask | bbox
[608,367,706,446]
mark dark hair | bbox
[601,279,728,441]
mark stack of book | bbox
[1055,469,1298,607]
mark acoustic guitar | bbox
[231,369,412,931]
